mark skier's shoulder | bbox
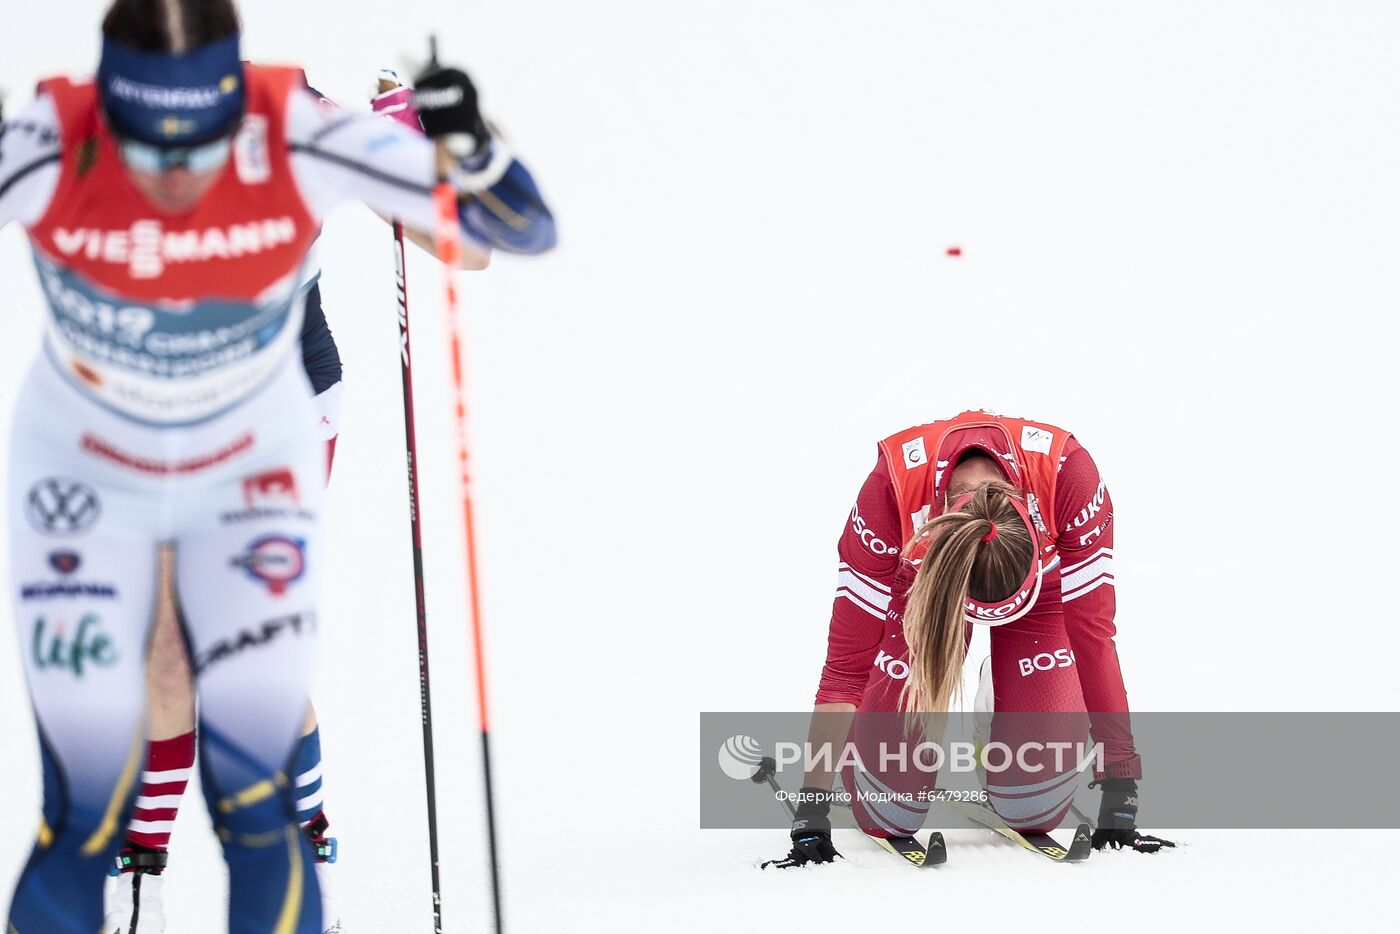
[271,69,361,139]
[1,94,63,171]
[0,93,64,226]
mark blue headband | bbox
[97,34,245,147]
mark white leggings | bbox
[7,353,326,934]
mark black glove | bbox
[761,787,842,869]
[1090,778,1176,853]
[412,63,490,157]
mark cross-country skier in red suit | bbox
[0,0,554,930]
[767,411,1173,868]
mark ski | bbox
[869,830,947,867]
[944,799,1092,862]
[831,801,947,867]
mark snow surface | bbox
[2,1,1397,931]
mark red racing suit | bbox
[817,411,1141,835]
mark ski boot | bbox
[305,812,342,933]
[103,844,168,933]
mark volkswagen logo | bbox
[25,478,101,535]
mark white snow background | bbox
[1,1,1397,931]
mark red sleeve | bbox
[1055,439,1141,779]
[814,452,907,706]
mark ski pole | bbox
[391,221,447,933]
[428,56,505,929]
[751,756,796,820]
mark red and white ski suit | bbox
[817,411,1141,836]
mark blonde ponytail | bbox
[899,480,1036,714]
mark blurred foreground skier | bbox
[102,70,437,934]
[0,0,554,930]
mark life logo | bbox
[32,614,118,677]
[231,536,306,595]
[849,505,897,556]
[717,734,766,781]
[1018,648,1075,677]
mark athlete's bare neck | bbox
[946,453,1005,502]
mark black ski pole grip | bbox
[750,756,778,784]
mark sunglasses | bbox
[118,134,234,175]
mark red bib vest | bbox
[26,66,319,424]
[878,410,1073,568]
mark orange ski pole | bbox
[432,172,504,933]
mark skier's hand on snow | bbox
[761,787,842,869]
[1091,827,1175,853]
[1090,778,1176,853]
[764,830,839,869]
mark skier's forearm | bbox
[801,703,856,791]
[1055,440,1139,777]
[288,90,554,258]
[457,157,557,255]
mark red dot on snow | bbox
[946,246,962,257]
